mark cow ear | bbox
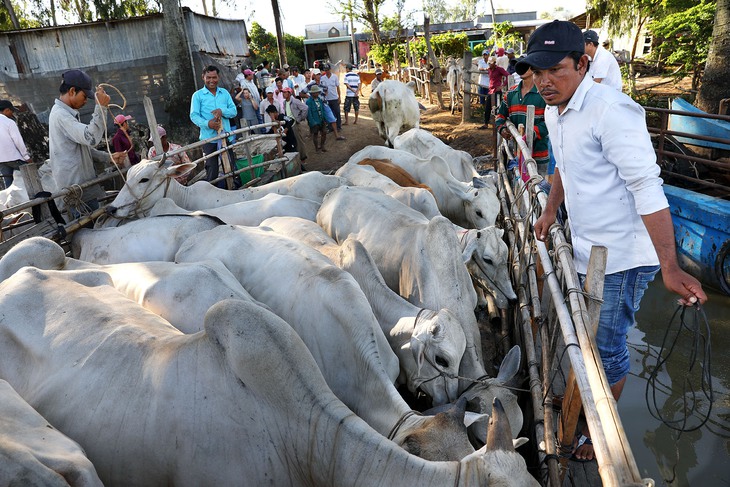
[496,345,521,384]
[472,176,488,189]
[165,162,197,179]
[461,233,478,263]
[410,335,426,375]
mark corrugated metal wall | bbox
[0,11,248,133]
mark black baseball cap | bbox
[0,100,17,111]
[62,69,94,98]
[515,20,584,75]
[583,29,599,45]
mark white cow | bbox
[0,236,259,334]
[146,193,321,226]
[394,128,480,182]
[368,80,420,147]
[261,216,466,406]
[334,163,440,219]
[318,186,523,437]
[0,379,103,487]
[70,214,222,264]
[106,160,346,218]
[175,225,476,459]
[347,146,500,228]
[0,170,29,211]
[446,58,463,115]
[0,268,538,486]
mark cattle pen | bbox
[493,107,654,486]
[0,100,654,486]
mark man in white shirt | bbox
[289,66,306,97]
[477,49,491,129]
[0,100,32,188]
[320,63,342,131]
[238,68,263,128]
[519,20,706,462]
[583,30,623,91]
[342,64,361,125]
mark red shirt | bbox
[487,66,510,94]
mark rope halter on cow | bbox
[108,154,171,220]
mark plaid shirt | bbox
[495,82,549,164]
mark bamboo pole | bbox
[501,119,646,486]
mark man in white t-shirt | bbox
[289,66,306,97]
[342,64,361,125]
[320,64,342,131]
[583,30,623,91]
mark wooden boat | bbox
[664,184,730,295]
[668,97,730,150]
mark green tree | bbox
[248,22,304,70]
[1,0,52,29]
[248,21,278,67]
[329,0,385,44]
[486,21,521,50]
[648,0,715,94]
[697,0,728,114]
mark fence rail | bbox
[497,112,651,486]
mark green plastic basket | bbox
[235,154,265,185]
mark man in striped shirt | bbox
[494,64,550,178]
[342,64,361,125]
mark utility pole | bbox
[271,0,288,67]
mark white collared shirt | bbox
[545,76,667,274]
[0,113,30,163]
[588,45,623,91]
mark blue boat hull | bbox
[664,184,730,295]
[668,98,730,150]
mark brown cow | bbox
[357,158,435,196]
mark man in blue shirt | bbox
[190,65,238,183]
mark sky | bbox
[181,0,588,37]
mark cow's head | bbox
[408,308,466,407]
[461,179,500,229]
[106,160,196,218]
[461,226,516,309]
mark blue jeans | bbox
[582,265,659,385]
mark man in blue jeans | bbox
[527,20,707,461]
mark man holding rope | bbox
[524,20,707,462]
[49,69,126,219]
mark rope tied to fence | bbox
[62,184,93,217]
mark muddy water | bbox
[619,279,730,486]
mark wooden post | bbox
[19,164,51,221]
[217,130,235,190]
[143,96,163,156]
[423,15,445,109]
[462,51,472,123]
[557,246,607,482]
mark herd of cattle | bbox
[0,123,539,486]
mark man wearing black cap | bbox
[583,29,622,91]
[49,69,126,218]
[521,20,706,461]
[0,100,32,188]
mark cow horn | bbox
[486,398,514,452]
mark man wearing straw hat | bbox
[190,65,238,184]
[48,69,126,218]
[525,20,707,461]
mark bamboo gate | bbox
[0,113,293,255]
[496,105,655,487]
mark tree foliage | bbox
[486,21,521,51]
[247,21,304,70]
[648,0,715,92]
[1,0,52,29]
[330,0,385,44]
